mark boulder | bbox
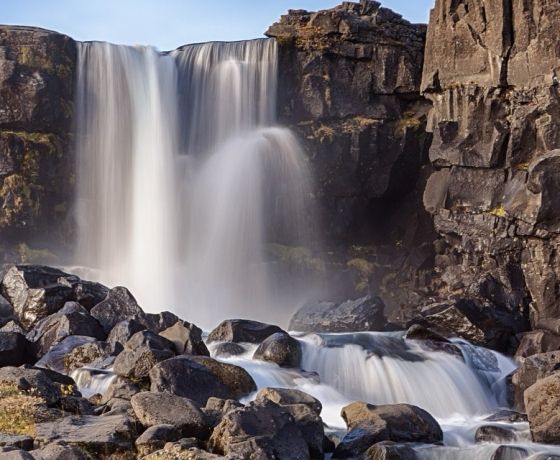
[0,450,34,459]
[283,403,325,459]
[409,299,524,352]
[106,319,145,354]
[255,388,322,415]
[0,295,14,325]
[289,296,387,333]
[34,335,96,373]
[0,321,24,334]
[29,444,87,459]
[511,351,560,411]
[1,266,108,329]
[131,392,209,438]
[490,446,528,460]
[362,442,417,460]
[212,342,246,358]
[404,324,463,359]
[515,330,560,360]
[26,302,104,357]
[0,366,77,406]
[34,414,135,459]
[135,424,181,458]
[208,399,311,459]
[187,356,257,399]
[159,321,209,356]
[138,311,180,334]
[0,434,32,451]
[475,425,516,444]
[100,376,140,404]
[143,441,221,460]
[252,332,302,368]
[207,319,284,344]
[203,398,244,427]
[62,340,111,373]
[525,371,560,444]
[0,332,34,366]
[112,331,175,380]
[334,402,443,458]
[484,410,527,423]
[90,287,144,334]
[149,356,238,406]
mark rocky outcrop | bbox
[421,0,560,335]
[267,1,436,320]
[0,26,76,257]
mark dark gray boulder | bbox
[490,446,528,460]
[131,392,209,438]
[106,319,145,354]
[212,342,246,358]
[138,311,180,334]
[159,321,209,356]
[362,442,418,460]
[149,356,254,406]
[208,399,311,459]
[256,387,322,415]
[290,296,387,333]
[34,335,96,373]
[34,414,135,459]
[475,425,516,444]
[207,319,284,344]
[1,265,108,329]
[334,402,443,458]
[0,434,32,451]
[0,332,34,366]
[26,302,104,357]
[90,287,144,334]
[112,331,175,380]
[405,324,463,359]
[135,424,181,458]
[29,444,87,459]
[252,332,302,368]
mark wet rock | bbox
[159,321,209,356]
[484,410,527,423]
[525,371,560,444]
[404,324,463,359]
[112,330,175,380]
[511,351,560,411]
[0,434,32,451]
[475,425,516,444]
[207,319,284,344]
[0,332,34,366]
[131,392,209,438]
[212,342,246,358]
[34,414,135,459]
[208,399,311,459]
[30,444,87,459]
[187,356,257,400]
[149,356,238,406]
[63,340,111,373]
[1,266,108,329]
[409,299,524,352]
[106,319,145,354]
[362,441,417,460]
[252,332,302,368]
[256,387,322,415]
[34,335,96,373]
[138,311,180,334]
[135,424,181,458]
[26,302,104,357]
[1,321,24,334]
[334,402,443,458]
[290,296,387,333]
[90,287,144,334]
[490,446,528,460]
[516,330,560,360]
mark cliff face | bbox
[267,1,437,318]
[0,26,76,259]
[422,0,560,332]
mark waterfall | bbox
[74,39,314,327]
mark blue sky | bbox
[2,0,434,51]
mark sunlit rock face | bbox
[422,0,560,333]
[0,26,76,256]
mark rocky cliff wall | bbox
[422,0,560,332]
[267,1,437,319]
[0,26,76,261]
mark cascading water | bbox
[74,39,314,327]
